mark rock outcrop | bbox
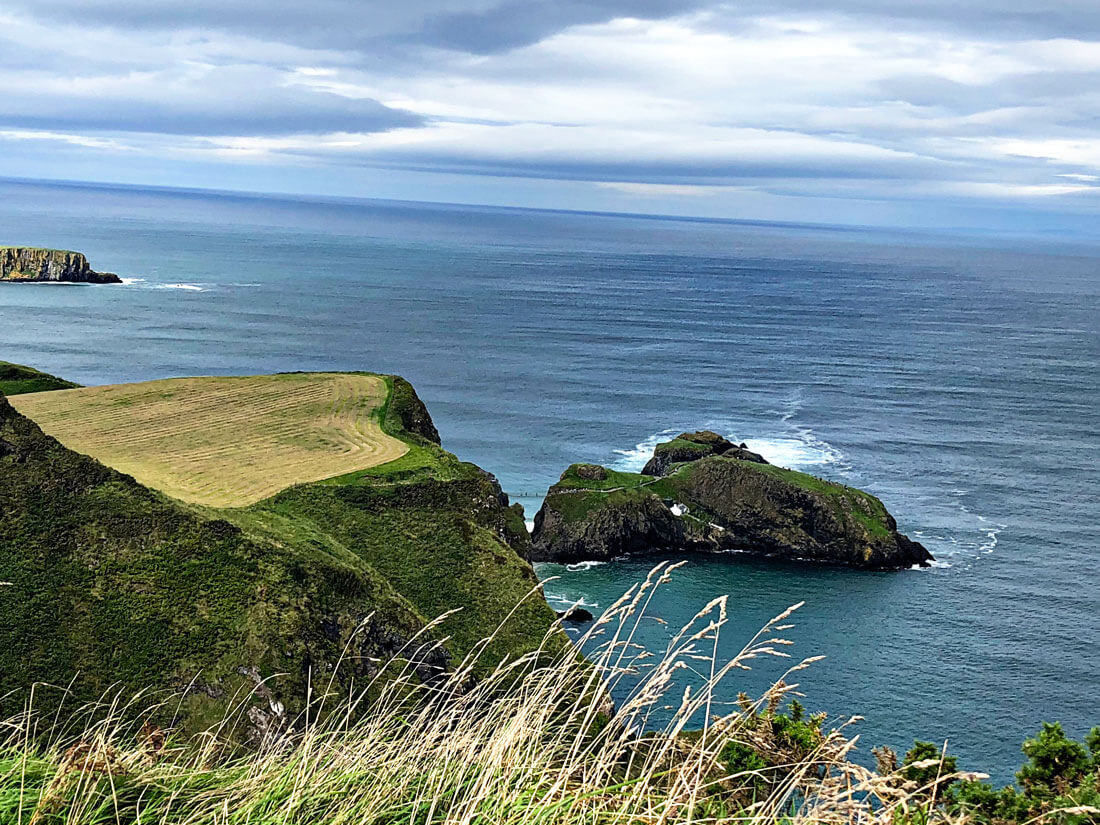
[0,247,121,283]
[530,432,932,570]
[642,430,768,476]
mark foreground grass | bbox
[2,564,1001,825]
[8,373,407,507]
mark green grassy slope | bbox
[0,389,432,728]
[220,374,557,672]
[1,366,558,728]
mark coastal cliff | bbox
[0,247,121,283]
[0,365,558,734]
[530,430,932,570]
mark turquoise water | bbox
[1,178,1097,781]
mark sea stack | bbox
[530,430,933,570]
[0,247,121,283]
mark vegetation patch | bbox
[5,571,1080,825]
[729,459,893,538]
[653,436,713,458]
[555,464,658,492]
[0,361,80,396]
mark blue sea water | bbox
[1,177,1097,782]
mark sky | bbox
[1,1,1098,232]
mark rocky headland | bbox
[530,430,932,570]
[0,365,558,735]
[0,247,121,283]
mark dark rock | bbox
[530,491,688,563]
[572,463,608,482]
[642,430,768,476]
[557,606,594,623]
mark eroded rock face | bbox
[572,464,608,482]
[0,248,121,283]
[531,432,933,570]
[530,490,687,563]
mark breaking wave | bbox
[156,282,206,292]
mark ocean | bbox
[1,177,1097,782]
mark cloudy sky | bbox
[1,1,1098,230]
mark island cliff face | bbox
[530,430,932,570]
[0,247,121,283]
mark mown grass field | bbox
[9,372,408,507]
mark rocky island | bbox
[530,430,932,569]
[1,247,121,283]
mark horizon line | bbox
[2,173,1095,248]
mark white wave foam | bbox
[912,558,953,570]
[610,428,680,472]
[610,428,842,476]
[157,283,206,291]
[524,520,535,534]
[565,560,607,572]
[118,277,145,285]
[741,437,842,471]
[951,502,1007,558]
[545,592,600,609]
[979,525,1004,554]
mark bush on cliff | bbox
[942,722,1100,824]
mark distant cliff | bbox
[0,247,121,283]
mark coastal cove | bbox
[1,178,1098,782]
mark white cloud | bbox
[1,2,1099,217]
[0,129,131,150]
[594,181,734,196]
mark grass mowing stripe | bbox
[9,373,409,507]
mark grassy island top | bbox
[550,455,893,539]
[8,372,408,507]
